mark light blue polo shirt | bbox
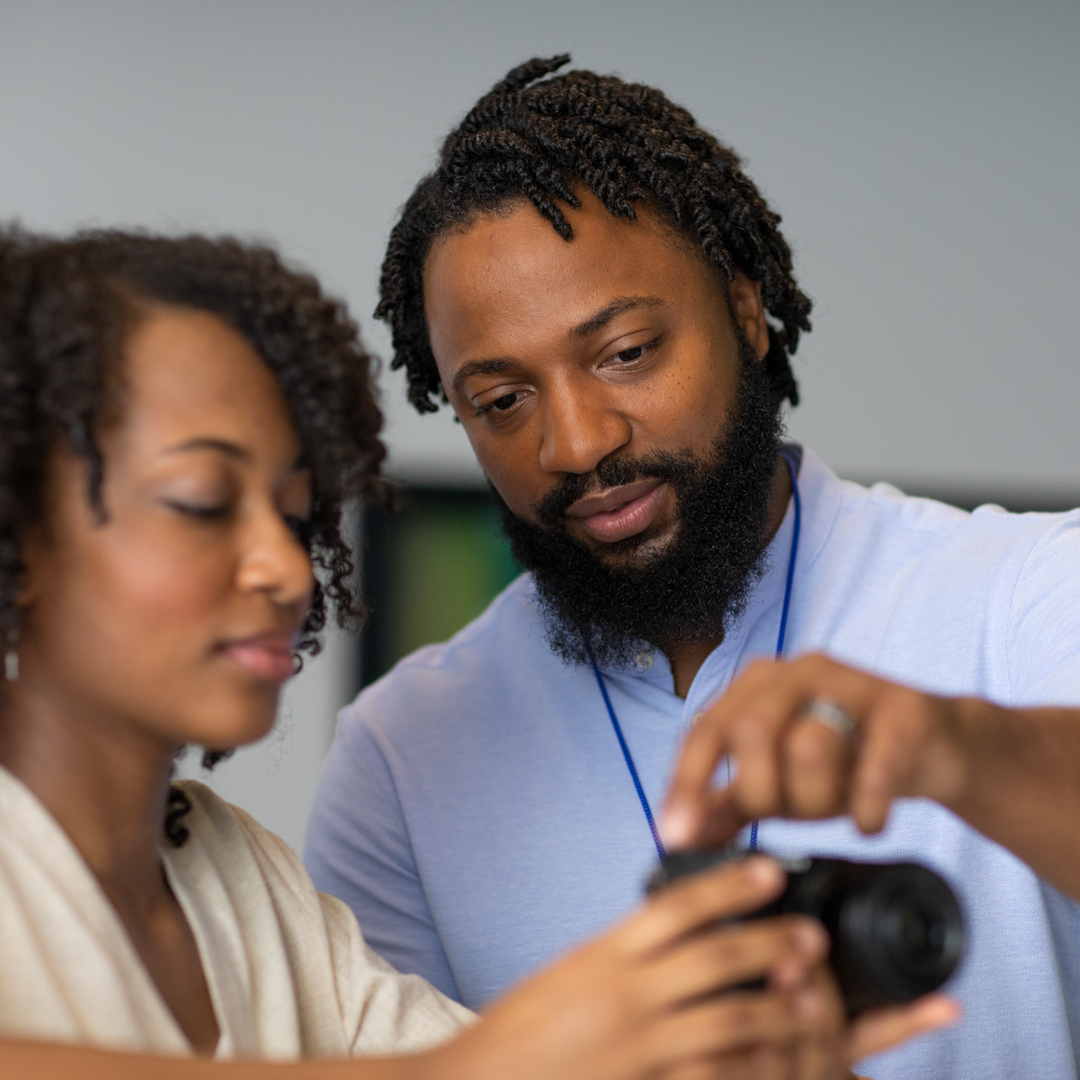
[306,448,1080,1080]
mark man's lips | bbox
[219,631,297,681]
[564,479,667,543]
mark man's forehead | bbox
[424,195,706,358]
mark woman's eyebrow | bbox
[160,436,251,462]
[160,438,307,473]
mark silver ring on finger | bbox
[803,697,858,743]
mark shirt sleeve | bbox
[304,710,466,1004]
[1005,513,1080,705]
[315,892,475,1057]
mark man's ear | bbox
[730,271,770,360]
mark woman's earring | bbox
[4,630,18,682]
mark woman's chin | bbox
[168,696,281,754]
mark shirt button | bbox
[634,650,654,671]
[691,711,704,725]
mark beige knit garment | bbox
[0,767,474,1060]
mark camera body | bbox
[649,850,964,1016]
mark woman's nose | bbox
[236,508,315,608]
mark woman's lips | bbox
[565,479,668,543]
[220,633,296,681]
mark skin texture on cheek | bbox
[23,458,246,734]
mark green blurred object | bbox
[360,487,520,686]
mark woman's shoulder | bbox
[169,778,310,892]
[165,779,472,1056]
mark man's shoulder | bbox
[370,573,543,686]
[338,573,583,750]
[804,448,1079,573]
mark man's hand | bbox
[661,654,971,849]
[660,652,1080,902]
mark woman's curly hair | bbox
[0,226,387,667]
[377,54,812,413]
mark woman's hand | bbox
[429,855,955,1080]
[0,855,955,1080]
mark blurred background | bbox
[2,0,1076,852]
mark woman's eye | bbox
[167,500,232,522]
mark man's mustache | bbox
[535,452,700,528]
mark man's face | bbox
[425,190,773,568]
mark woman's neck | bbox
[0,671,177,890]
[0,671,222,1052]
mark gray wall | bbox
[3,0,1077,850]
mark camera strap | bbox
[589,447,803,860]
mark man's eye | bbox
[479,391,520,416]
[614,338,658,363]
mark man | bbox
[306,56,1080,1079]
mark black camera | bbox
[648,850,963,1016]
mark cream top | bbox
[0,767,473,1059]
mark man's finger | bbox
[662,658,795,846]
[848,690,929,834]
[682,787,753,849]
[784,715,852,818]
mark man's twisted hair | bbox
[377,54,812,413]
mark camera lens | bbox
[894,900,947,960]
[837,863,963,1010]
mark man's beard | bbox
[493,340,785,669]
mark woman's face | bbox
[16,307,314,752]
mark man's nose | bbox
[537,381,632,476]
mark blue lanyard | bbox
[590,449,802,861]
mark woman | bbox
[0,229,951,1078]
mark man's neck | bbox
[665,453,793,698]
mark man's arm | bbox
[662,653,1080,900]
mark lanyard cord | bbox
[592,657,668,859]
[590,449,802,861]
